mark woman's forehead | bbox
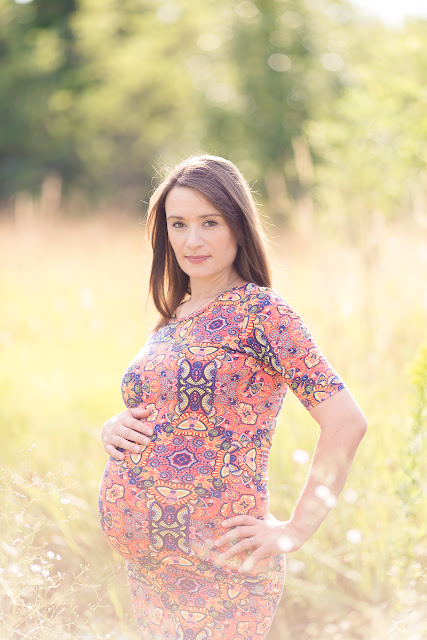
[165,186,222,217]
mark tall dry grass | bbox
[0,204,426,639]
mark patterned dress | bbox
[98,283,344,640]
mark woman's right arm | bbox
[101,406,153,460]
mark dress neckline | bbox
[170,282,252,324]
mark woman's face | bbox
[165,186,238,283]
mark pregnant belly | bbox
[98,443,269,568]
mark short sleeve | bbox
[240,289,345,409]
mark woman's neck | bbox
[188,270,242,302]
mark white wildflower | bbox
[343,488,358,504]
[1,542,18,556]
[9,563,20,574]
[278,534,294,552]
[325,494,337,508]
[287,558,305,574]
[346,529,362,544]
[315,484,331,500]
[292,449,310,464]
[30,564,42,573]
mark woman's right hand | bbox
[101,406,153,460]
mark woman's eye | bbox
[204,220,218,227]
[171,221,184,228]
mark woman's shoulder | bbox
[236,282,290,310]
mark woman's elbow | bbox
[346,397,368,442]
[352,413,368,444]
[358,415,368,436]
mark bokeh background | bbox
[1,0,426,638]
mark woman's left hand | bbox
[214,514,308,573]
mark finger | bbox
[239,548,267,574]
[218,537,254,562]
[128,406,152,419]
[105,444,125,460]
[215,524,257,548]
[114,436,149,454]
[120,425,152,445]
[221,515,259,528]
[123,417,154,436]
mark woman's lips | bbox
[186,256,209,263]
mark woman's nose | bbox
[185,227,204,249]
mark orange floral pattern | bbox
[98,283,344,639]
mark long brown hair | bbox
[146,154,272,327]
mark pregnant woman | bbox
[98,155,367,640]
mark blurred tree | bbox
[0,0,352,208]
[0,0,78,197]
[2,0,427,229]
[0,0,211,202]
[192,0,351,222]
[306,16,427,234]
[67,0,213,204]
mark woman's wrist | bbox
[289,486,337,542]
[287,518,313,546]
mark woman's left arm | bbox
[288,387,367,539]
[215,387,367,572]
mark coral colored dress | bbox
[98,283,344,640]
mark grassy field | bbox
[0,206,426,639]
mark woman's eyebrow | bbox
[166,213,223,220]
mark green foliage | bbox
[198,1,313,167]
[0,0,349,207]
[397,343,427,523]
[0,0,79,195]
[307,18,427,230]
[67,0,211,197]
[411,343,427,429]
[2,2,427,223]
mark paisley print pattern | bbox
[98,283,345,639]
